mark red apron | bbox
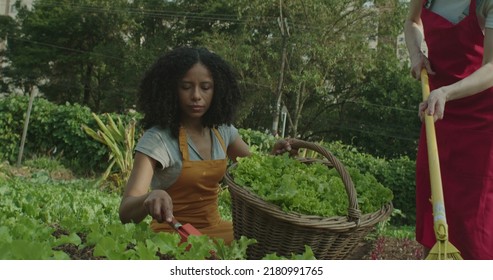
[416,0,493,259]
[150,126,233,244]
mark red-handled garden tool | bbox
[168,217,203,243]
[420,69,462,260]
[168,217,217,258]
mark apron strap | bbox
[178,126,228,161]
[211,127,227,154]
[178,126,190,161]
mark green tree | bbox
[203,1,379,134]
[1,9,46,96]
[201,0,419,158]
[323,1,422,159]
[4,0,134,112]
[2,0,420,159]
[335,58,421,159]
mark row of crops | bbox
[0,161,315,260]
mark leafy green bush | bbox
[238,128,277,153]
[324,141,415,225]
[0,96,27,162]
[0,95,141,176]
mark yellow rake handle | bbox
[421,69,448,241]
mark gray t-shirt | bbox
[430,0,493,28]
[135,125,239,190]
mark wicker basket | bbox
[224,139,393,260]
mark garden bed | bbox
[349,236,424,260]
[2,159,423,260]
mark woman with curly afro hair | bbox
[119,47,293,245]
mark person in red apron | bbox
[118,47,292,247]
[405,0,493,259]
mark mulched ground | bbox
[349,236,424,260]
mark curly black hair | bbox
[137,47,242,137]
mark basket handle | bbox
[288,139,361,224]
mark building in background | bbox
[1,0,34,95]
[0,0,33,17]
[1,0,34,49]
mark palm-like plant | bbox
[82,113,136,192]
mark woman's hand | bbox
[271,138,298,156]
[143,189,174,223]
[419,87,447,122]
[410,52,435,80]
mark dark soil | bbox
[349,236,424,260]
[53,231,423,260]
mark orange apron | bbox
[150,126,233,244]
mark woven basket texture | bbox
[224,139,393,260]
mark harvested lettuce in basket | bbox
[229,153,393,216]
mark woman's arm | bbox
[226,132,297,161]
[424,28,493,120]
[119,152,173,224]
[404,0,424,60]
[404,0,434,79]
[442,28,493,100]
[226,135,251,162]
